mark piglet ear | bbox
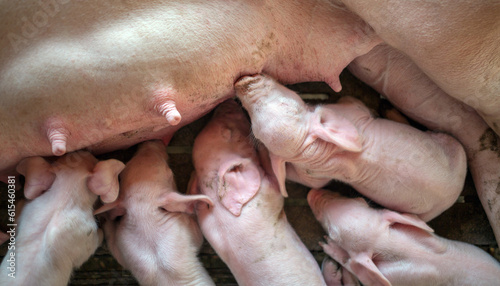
[87,159,125,203]
[258,145,287,197]
[16,157,55,200]
[217,158,261,216]
[93,200,121,216]
[320,235,389,285]
[160,191,214,215]
[188,171,200,195]
[309,108,363,152]
[381,210,434,233]
[320,235,350,270]
[350,253,392,286]
[269,153,288,198]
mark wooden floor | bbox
[0,70,498,285]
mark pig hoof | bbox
[321,256,343,285]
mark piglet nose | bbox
[307,189,321,207]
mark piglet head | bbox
[235,74,362,195]
[97,140,212,283]
[14,151,124,270]
[308,189,433,286]
[190,100,285,260]
[190,99,265,216]
[235,74,312,158]
[17,151,123,208]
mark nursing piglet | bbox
[348,43,500,247]
[0,151,124,285]
[98,140,214,286]
[190,100,326,285]
[308,188,500,286]
[235,74,467,221]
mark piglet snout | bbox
[234,74,270,101]
[307,189,322,207]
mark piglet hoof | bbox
[322,256,361,286]
[321,256,343,286]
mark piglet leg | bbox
[322,256,361,286]
[349,43,500,246]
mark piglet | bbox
[308,188,500,286]
[190,99,326,285]
[0,151,124,285]
[348,43,500,247]
[97,140,215,286]
[235,74,467,221]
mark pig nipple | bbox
[326,77,342,93]
[152,87,182,126]
[45,118,69,156]
[156,100,181,125]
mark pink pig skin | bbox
[98,140,215,286]
[0,0,382,179]
[348,43,500,248]
[321,256,360,286]
[0,151,124,286]
[308,189,500,286]
[190,100,326,286]
[235,74,467,221]
[333,0,500,136]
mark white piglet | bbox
[0,151,124,285]
[308,189,500,286]
[236,74,467,221]
[98,140,215,286]
[190,100,326,286]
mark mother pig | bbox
[334,0,500,135]
[0,0,381,179]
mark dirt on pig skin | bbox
[479,129,500,157]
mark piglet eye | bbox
[158,206,170,214]
[112,214,123,223]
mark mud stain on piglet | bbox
[487,183,500,213]
[479,128,500,157]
